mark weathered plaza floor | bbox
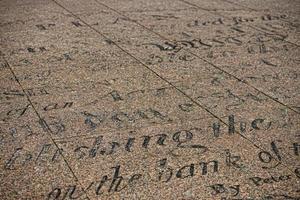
[0,0,299,199]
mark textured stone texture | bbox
[0,0,299,199]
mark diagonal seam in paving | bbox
[221,0,299,25]
[46,0,299,180]
[89,0,299,165]
[0,56,92,200]
[180,0,300,48]
[94,0,300,114]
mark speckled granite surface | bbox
[0,0,299,199]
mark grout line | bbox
[1,57,92,200]
[94,0,300,175]
[49,0,298,176]
[219,0,300,40]
[92,0,300,170]
[179,0,300,48]
[221,0,263,12]
[94,0,299,114]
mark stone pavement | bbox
[0,0,299,199]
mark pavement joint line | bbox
[92,0,300,115]
[221,0,300,27]
[179,0,300,48]
[49,0,298,177]
[90,0,300,169]
[1,55,92,200]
